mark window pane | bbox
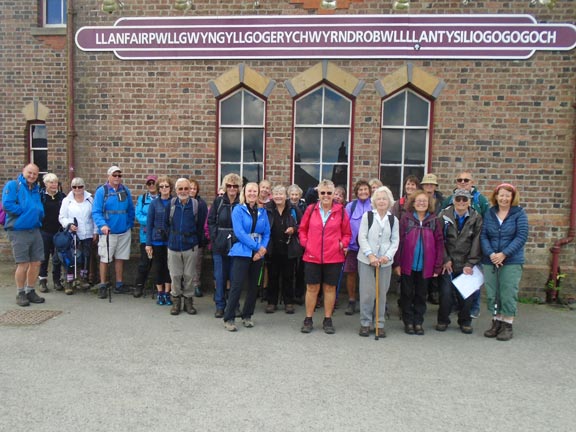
[405,166,425,185]
[243,92,264,125]
[221,92,242,125]
[324,164,348,188]
[405,130,426,164]
[294,164,320,193]
[32,150,48,174]
[382,92,405,126]
[323,88,350,125]
[322,129,349,163]
[380,166,402,199]
[407,92,429,127]
[380,129,402,164]
[221,164,241,182]
[243,129,263,162]
[294,128,321,162]
[295,88,322,125]
[221,129,241,162]
[46,0,65,25]
[243,164,263,184]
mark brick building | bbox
[1,0,575,295]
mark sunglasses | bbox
[456,178,471,183]
[72,185,84,189]
[112,174,123,178]
[320,191,333,196]
[158,185,170,189]
[177,187,190,191]
[146,181,156,186]
[226,184,239,189]
[455,196,469,202]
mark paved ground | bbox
[1,262,575,432]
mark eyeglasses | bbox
[226,184,239,189]
[146,181,156,186]
[320,191,333,196]
[454,196,469,203]
[72,185,84,189]
[177,187,190,191]
[112,174,122,178]
[158,185,170,189]
[456,178,471,183]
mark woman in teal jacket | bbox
[222,182,270,331]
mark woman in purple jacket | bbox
[393,190,443,335]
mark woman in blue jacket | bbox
[223,182,270,331]
[481,183,528,341]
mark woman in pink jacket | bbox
[299,179,351,335]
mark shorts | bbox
[304,262,343,286]
[7,229,44,263]
[343,250,359,273]
[98,231,132,262]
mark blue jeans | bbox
[213,253,233,310]
[223,257,263,322]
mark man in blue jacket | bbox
[2,164,46,306]
[92,166,135,299]
[167,178,207,316]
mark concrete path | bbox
[0,263,575,432]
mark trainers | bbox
[17,291,30,307]
[214,309,224,318]
[301,317,313,333]
[164,293,173,306]
[156,292,166,306]
[359,326,370,337]
[194,286,203,298]
[54,280,65,291]
[435,323,448,332]
[97,284,108,299]
[322,317,335,334]
[242,317,254,328]
[26,289,45,304]
[470,310,480,319]
[224,320,237,332]
[345,301,356,315]
[39,279,49,293]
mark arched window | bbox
[380,89,431,198]
[293,85,352,193]
[219,88,265,185]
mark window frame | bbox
[42,0,67,28]
[27,121,48,178]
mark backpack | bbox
[0,182,21,226]
[169,197,198,225]
[405,214,437,236]
[365,211,395,241]
[53,229,79,269]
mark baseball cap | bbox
[107,166,122,176]
[146,175,158,183]
[454,189,472,200]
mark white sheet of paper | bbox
[452,265,484,299]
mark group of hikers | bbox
[2,164,528,341]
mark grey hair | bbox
[43,173,58,185]
[287,184,303,197]
[371,186,395,210]
[70,177,85,187]
[271,185,286,196]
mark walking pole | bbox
[73,232,78,280]
[107,233,112,303]
[375,264,380,341]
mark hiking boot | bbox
[170,296,181,315]
[460,325,473,334]
[17,291,30,307]
[404,324,415,335]
[164,293,173,306]
[435,323,448,332]
[285,304,295,314]
[496,322,513,341]
[359,326,370,337]
[414,324,425,336]
[484,320,502,338]
[194,286,203,298]
[113,284,131,295]
[156,292,166,306]
[323,317,335,334]
[78,277,92,290]
[64,282,74,295]
[376,328,386,338]
[242,317,254,328]
[214,309,224,318]
[26,289,45,304]
[183,297,197,315]
[54,280,65,291]
[345,301,356,316]
[133,284,144,298]
[224,320,237,332]
[265,304,276,314]
[39,279,49,293]
[97,284,108,299]
[301,317,313,333]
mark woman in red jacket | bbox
[299,179,351,334]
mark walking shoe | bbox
[78,277,92,290]
[39,279,49,293]
[414,324,425,336]
[265,304,276,314]
[460,325,473,334]
[301,317,313,333]
[404,324,415,335]
[484,319,502,338]
[435,323,448,332]
[97,284,108,299]
[26,289,45,304]
[164,293,173,306]
[194,286,203,298]
[113,284,131,295]
[242,317,254,328]
[470,310,480,319]
[54,280,65,291]
[344,301,356,316]
[214,309,224,318]
[322,317,335,334]
[17,291,30,307]
[64,282,74,296]
[170,296,181,315]
[224,320,237,332]
[133,284,144,298]
[156,292,166,306]
[496,322,513,341]
[183,296,197,315]
[359,326,370,337]
[285,304,295,314]
[376,328,386,338]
